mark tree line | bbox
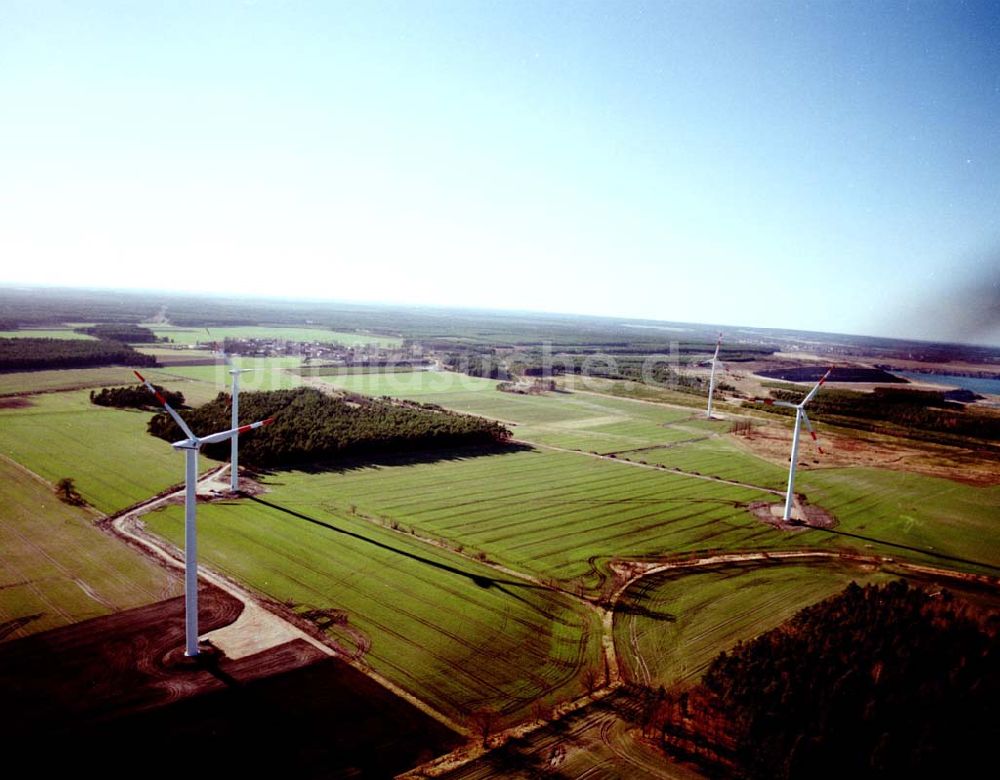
[148,386,512,466]
[75,323,160,343]
[91,383,185,410]
[644,580,998,778]
[0,338,157,372]
[763,385,1000,445]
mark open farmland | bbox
[162,357,309,394]
[1,307,996,774]
[292,371,1000,577]
[0,365,225,400]
[614,437,791,490]
[796,468,1000,574]
[614,560,896,688]
[148,324,402,347]
[0,391,219,513]
[0,456,179,641]
[142,488,601,725]
[317,370,722,452]
[0,366,148,396]
[224,452,779,586]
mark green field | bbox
[1,353,997,735]
[613,561,894,688]
[234,452,784,586]
[0,364,236,401]
[311,372,1000,574]
[797,468,1000,573]
[0,456,179,641]
[0,367,152,396]
[143,489,601,723]
[131,346,220,365]
[147,325,401,347]
[0,391,219,514]
[318,370,720,452]
[614,437,790,489]
[0,328,96,340]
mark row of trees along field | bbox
[764,385,1000,445]
[148,386,512,466]
[0,338,157,372]
[91,384,185,410]
[74,323,159,342]
[643,580,997,779]
[439,344,739,394]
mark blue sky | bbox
[1,1,997,344]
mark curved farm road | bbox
[413,546,999,778]
[103,450,1000,780]
[109,463,468,736]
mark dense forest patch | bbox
[645,580,998,779]
[148,386,512,466]
[0,338,157,372]
[91,383,186,410]
[759,384,1000,445]
[74,323,159,343]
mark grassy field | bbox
[131,346,220,365]
[166,369,994,582]
[318,370,721,452]
[0,365,231,401]
[558,374,715,411]
[613,560,895,688]
[797,468,1000,574]
[0,328,96,340]
[147,325,401,347]
[614,437,790,489]
[0,456,179,641]
[237,451,782,586]
[2,355,996,733]
[0,391,220,514]
[0,366,150,396]
[143,487,601,724]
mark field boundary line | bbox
[106,465,469,736]
[513,438,784,495]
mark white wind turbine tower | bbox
[757,368,832,522]
[706,333,723,419]
[227,358,255,493]
[135,370,274,657]
[212,342,256,494]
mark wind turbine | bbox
[706,333,722,419]
[756,368,832,522]
[211,342,256,494]
[135,370,274,657]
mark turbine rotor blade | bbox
[800,409,825,454]
[198,417,275,445]
[801,368,833,406]
[134,370,198,442]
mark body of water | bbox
[895,371,1000,396]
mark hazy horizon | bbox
[2,2,997,345]
[3,281,998,349]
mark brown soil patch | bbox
[0,396,32,409]
[747,500,837,532]
[0,583,461,775]
[731,423,1000,487]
